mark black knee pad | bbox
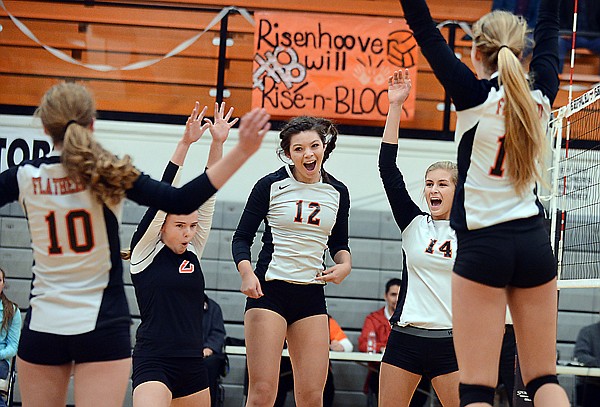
[525,374,559,401]
[459,383,495,407]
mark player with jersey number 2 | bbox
[232,116,351,407]
[397,0,569,405]
[0,82,270,407]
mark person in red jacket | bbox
[358,279,401,399]
[358,278,400,354]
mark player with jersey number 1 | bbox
[397,0,569,405]
[232,116,351,407]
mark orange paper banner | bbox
[252,11,418,124]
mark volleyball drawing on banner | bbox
[252,12,418,123]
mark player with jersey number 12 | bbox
[232,116,351,407]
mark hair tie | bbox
[498,45,510,52]
[64,120,78,133]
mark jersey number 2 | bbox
[45,210,94,254]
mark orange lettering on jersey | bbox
[32,177,41,195]
[179,260,195,273]
[496,98,505,115]
[31,177,85,195]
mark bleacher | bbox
[2,0,600,405]
[2,196,600,405]
[0,197,405,406]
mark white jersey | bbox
[398,217,455,329]
[454,79,551,230]
[8,152,124,334]
[232,165,350,284]
[379,143,455,330]
[0,151,218,335]
[399,0,560,232]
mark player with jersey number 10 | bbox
[232,116,351,407]
[0,82,270,407]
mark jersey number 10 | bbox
[45,210,94,254]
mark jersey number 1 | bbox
[490,135,506,177]
[45,210,94,254]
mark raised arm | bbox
[127,108,271,215]
[529,0,560,103]
[205,108,270,190]
[398,0,487,110]
[379,70,426,231]
[130,102,210,257]
[192,102,239,258]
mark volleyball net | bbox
[549,85,600,289]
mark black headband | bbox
[64,120,78,133]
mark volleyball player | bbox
[128,102,237,406]
[378,70,459,407]
[0,82,270,407]
[397,0,569,405]
[232,116,351,407]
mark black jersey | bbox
[0,151,216,335]
[232,166,350,283]
[400,0,560,231]
[130,162,214,358]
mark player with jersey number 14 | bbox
[232,116,352,407]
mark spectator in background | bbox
[358,279,401,398]
[359,278,401,355]
[203,294,226,407]
[274,314,351,407]
[0,267,20,407]
[558,0,600,74]
[573,319,600,407]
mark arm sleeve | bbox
[327,182,351,258]
[126,171,217,216]
[0,307,21,360]
[0,166,20,208]
[191,195,216,259]
[232,180,270,266]
[399,0,488,110]
[379,142,425,231]
[529,0,560,104]
[204,302,226,354]
[130,161,180,252]
[574,326,600,367]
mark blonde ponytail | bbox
[472,11,547,195]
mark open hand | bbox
[205,102,239,144]
[388,69,412,107]
[183,102,210,145]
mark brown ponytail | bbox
[36,82,140,205]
